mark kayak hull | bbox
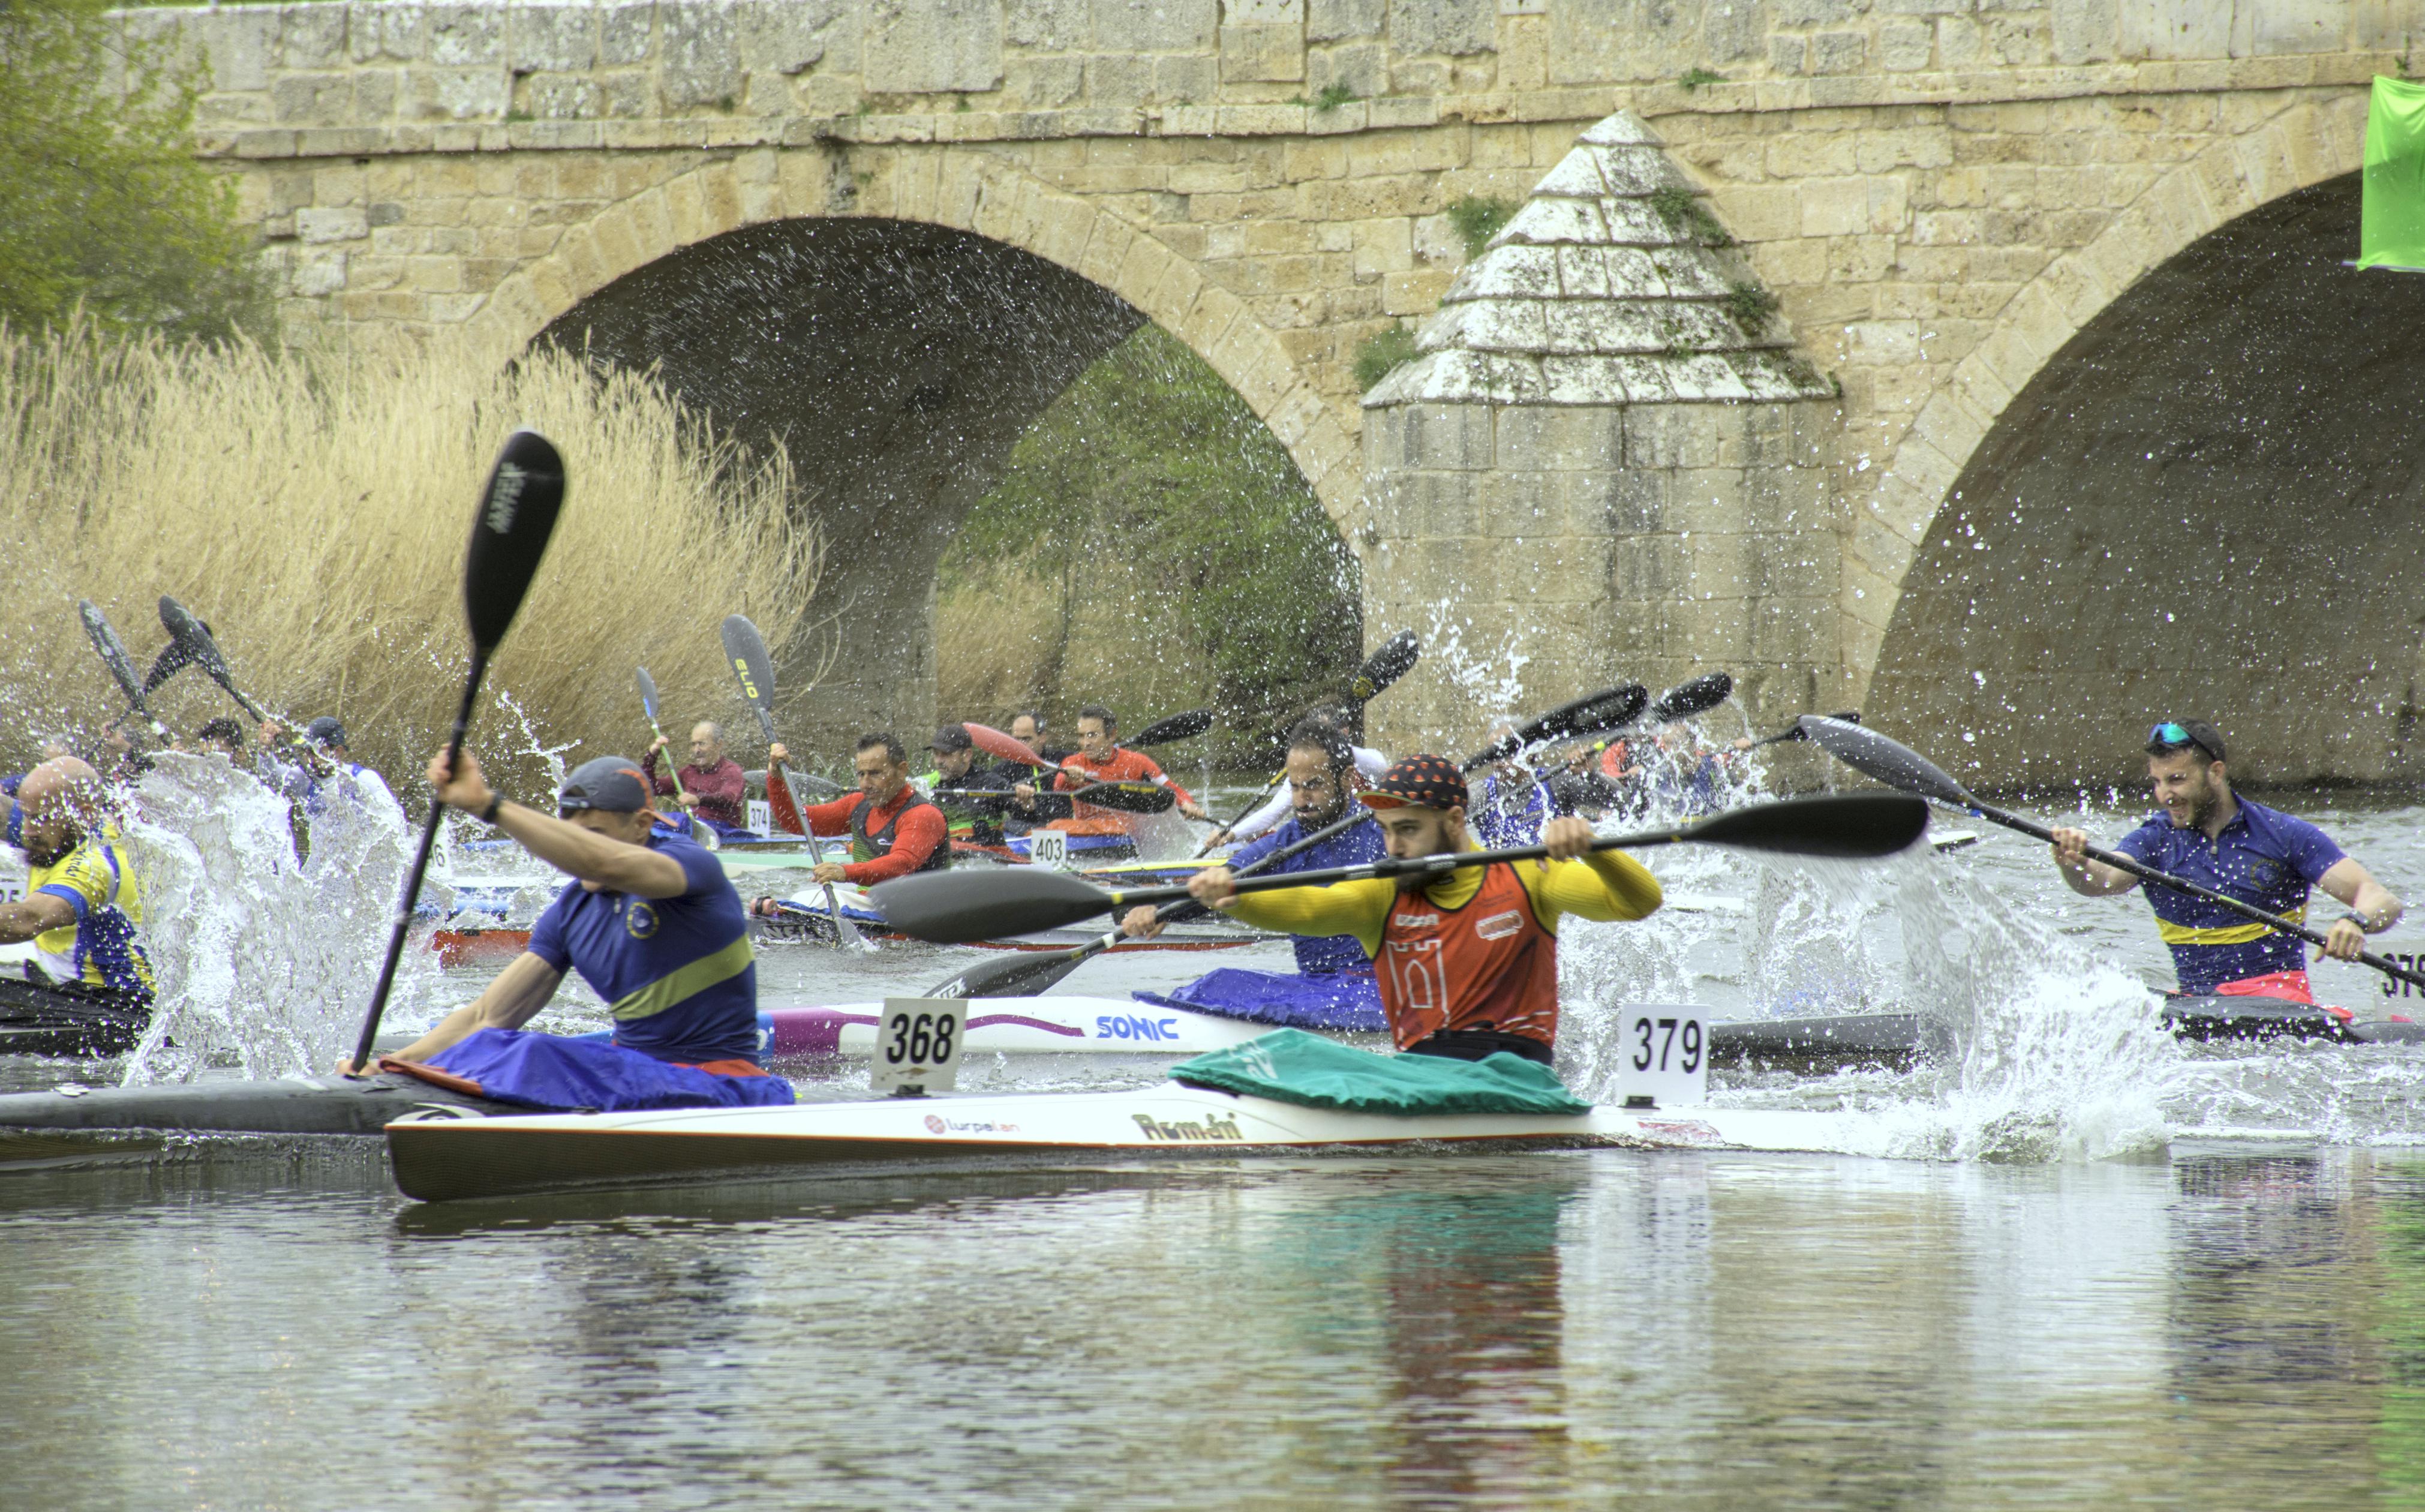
[386,1083,1840,1203]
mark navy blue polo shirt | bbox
[2112,797,2346,992]
[527,829,759,1064]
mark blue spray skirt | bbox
[1132,967,1389,1033]
[407,1029,796,1111]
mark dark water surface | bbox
[6,1143,2425,1508]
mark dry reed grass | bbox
[0,321,820,799]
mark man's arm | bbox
[2049,827,2140,897]
[1186,869,1395,956]
[338,950,562,1075]
[2316,856,2404,961]
[0,892,77,945]
[429,747,691,898]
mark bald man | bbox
[644,720,748,832]
[0,758,152,1006]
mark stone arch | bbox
[1863,165,2425,791]
[1849,92,2372,703]
[458,146,1356,522]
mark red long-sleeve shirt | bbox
[1051,747,1194,836]
[641,751,747,830]
[765,769,947,883]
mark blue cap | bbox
[304,716,347,750]
[558,756,651,814]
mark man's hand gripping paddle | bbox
[720,614,874,953]
[348,430,566,1075]
[1195,629,1420,857]
[872,793,1930,945]
[1795,716,2425,994]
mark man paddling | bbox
[758,733,949,892]
[2050,720,2403,999]
[645,720,748,833]
[337,753,788,1106]
[923,724,1015,849]
[1186,755,1662,1063]
[0,758,153,1012]
[1120,725,1389,1024]
[1202,708,1386,850]
[1049,705,1211,835]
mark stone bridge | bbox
[139,0,2425,787]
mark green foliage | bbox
[1445,195,1516,258]
[0,0,268,341]
[1678,67,1726,92]
[1647,185,1734,249]
[1723,279,1780,334]
[937,324,1362,763]
[1353,323,1419,391]
[1312,83,1359,113]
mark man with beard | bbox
[2050,719,2402,1000]
[1185,755,1662,1063]
[1117,725,1390,1027]
[0,757,152,1011]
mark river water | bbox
[8,774,2425,1507]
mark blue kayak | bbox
[1133,967,1389,1033]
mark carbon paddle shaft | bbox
[352,655,485,1069]
[1976,799,2425,993]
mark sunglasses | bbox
[2147,722,2218,760]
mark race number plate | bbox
[1615,1007,1708,1109]
[870,997,966,1096]
[745,798,771,835]
[1028,830,1069,870]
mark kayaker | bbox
[257,716,397,814]
[335,753,788,1107]
[1201,708,1386,849]
[1471,722,1550,847]
[924,724,1014,848]
[644,720,747,832]
[757,732,950,891]
[1120,726,1389,1026]
[997,711,1071,834]
[1186,755,1662,1063]
[0,757,153,1012]
[2050,719,2403,1000]
[1048,705,1212,835]
[185,717,246,761]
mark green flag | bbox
[2360,76,2425,272]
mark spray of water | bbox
[116,752,437,1083]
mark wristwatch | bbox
[2342,914,2374,933]
[479,793,504,826]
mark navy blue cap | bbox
[304,716,347,749]
[558,756,651,814]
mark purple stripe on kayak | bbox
[965,1014,1085,1037]
[762,1009,878,1056]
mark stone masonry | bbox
[122,0,2416,776]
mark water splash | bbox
[116,753,436,1083]
[1416,605,1531,720]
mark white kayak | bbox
[385,1082,1847,1202]
[763,998,1381,1058]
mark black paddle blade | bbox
[1649,672,1733,725]
[872,867,1117,945]
[927,945,1092,1000]
[1682,793,1930,859]
[77,600,146,708]
[157,598,229,681]
[1132,708,1214,747]
[1464,685,1649,770]
[1071,781,1177,815]
[1348,630,1420,703]
[140,641,193,696]
[636,666,662,723]
[1797,716,1973,808]
[462,430,566,653]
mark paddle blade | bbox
[870,868,1117,945]
[1681,793,1930,859]
[927,946,1092,1000]
[156,597,234,686]
[1071,781,1176,815]
[1464,685,1648,770]
[140,641,192,696]
[719,614,783,743]
[1348,630,1420,704]
[77,600,146,708]
[1797,716,1973,808]
[636,666,662,723]
[462,430,566,653]
[1649,672,1733,725]
[1131,708,1214,747]
[966,723,1047,768]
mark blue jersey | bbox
[1230,814,1387,975]
[2113,798,2346,992]
[527,830,759,1064]
[1472,773,1549,849]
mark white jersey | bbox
[1228,745,1388,843]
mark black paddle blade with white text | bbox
[1349,630,1420,703]
[462,429,566,653]
[1682,792,1930,859]
[721,614,777,712]
[1132,708,1215,747]
[928,946,1093,1000]
[1648,672,1733,725]
[1796,716,1974,808]
[77,600,147,707]
[872,867,1118,945]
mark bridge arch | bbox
[1850,92,2424,790]
[458,151,1354,746]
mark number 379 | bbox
[1630,1015,1702,1073]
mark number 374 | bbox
[1630,1015,1702,1074]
